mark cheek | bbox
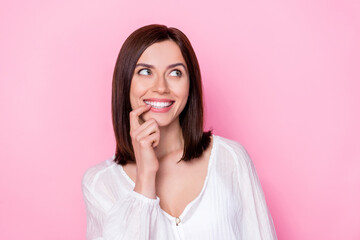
[130,79,146,108]
[174,79,190,106]
[181,79,190,100]
[129,87,137,109]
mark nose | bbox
[152,74,170,94]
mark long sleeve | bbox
[81,165,170,240]
[81,136,277,239]
[232,142,278,240]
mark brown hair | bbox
[112,24,212,165]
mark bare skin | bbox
[127,103,213,217]
[125,40,213,217]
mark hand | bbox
[129,104,160,198]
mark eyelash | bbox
[170,69,182,77]
[137,68,182,77]
[138,68,151,76]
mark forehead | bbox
[137,40,186,67]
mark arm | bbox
[82,171,168,240]
[234,143,278,240]
[82,105,167,239]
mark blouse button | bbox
[175,217,181,226]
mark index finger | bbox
[129,104,151,130]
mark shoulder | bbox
[213,135,253,169]
[81,155,117,190]
[214,135,250,158]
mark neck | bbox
[154,118,184,161]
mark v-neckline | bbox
[118,135,217,220]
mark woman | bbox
[82,24,277,240]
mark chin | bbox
[142,112,176,127]
[149,118,172,127]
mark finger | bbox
[129,104,151,131]
[135,121,159,143]
[139,131,160,148]
[151,131,160,148]
[131,118,156,138]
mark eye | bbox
[138,68,151,76]
[169,69,182,77]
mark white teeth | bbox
[144,101,174,109]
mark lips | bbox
[143,98,174,102]
[143,98,175,112]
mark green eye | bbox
[169,70,182,77]
[138,69,151,75]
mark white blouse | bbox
[82,135,278,240]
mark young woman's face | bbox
[130,40,190,127]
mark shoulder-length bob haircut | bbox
[112,24,212,165]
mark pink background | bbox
[1,0,359,239]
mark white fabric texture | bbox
[82,135,278,240]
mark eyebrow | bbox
[135,63,187,70]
